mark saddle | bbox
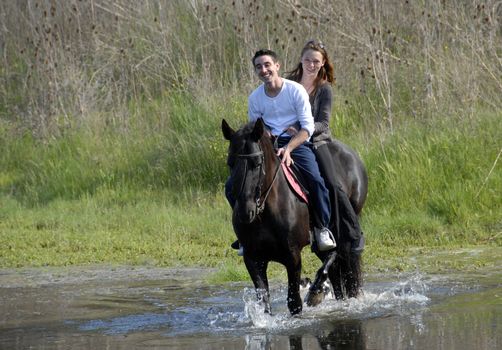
[281,162,309,204]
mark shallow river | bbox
[0,254,500,349]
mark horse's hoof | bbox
[305,289,325,307]
[290,305,302,316]
[300,277,311,288]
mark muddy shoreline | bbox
[0,265,214,289]
[2,246,499,288]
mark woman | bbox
[286,39,363,251]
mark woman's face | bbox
[301,49,325,79]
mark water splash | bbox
[242,272,430,330]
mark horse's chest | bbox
[236,221,296,250]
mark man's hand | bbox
[276,146,294,166]
[276,128,309,167]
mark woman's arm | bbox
[313,84,333,136]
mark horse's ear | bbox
[251,118,264,141]
[222,119,235,140]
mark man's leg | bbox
[288,143,331,228]
[282,141,335,251]
[314,142,364,254]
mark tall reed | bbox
[0,0,500,137]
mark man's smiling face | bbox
[253,55,280,85]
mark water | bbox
[0,264,500,349]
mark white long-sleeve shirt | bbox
[248,78,315,138]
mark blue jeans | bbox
[225,137,331,228]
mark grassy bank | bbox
[0,95,500,278]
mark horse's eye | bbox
[249,155,263,168]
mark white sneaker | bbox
[316,227,336,251]
[231,240,244,256]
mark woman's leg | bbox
[313,143,341,239]
[314,143,362,243]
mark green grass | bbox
[0,191,237,268]
[0,94,500,282]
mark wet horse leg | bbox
[328,261,344,300]
[244,257,271,313]
[285,259,303,315]
[306,251,337,307]
[344,252,362,298]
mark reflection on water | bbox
[0,265,500,350]
[242,319,366,350]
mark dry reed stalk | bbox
[0,0,500,138]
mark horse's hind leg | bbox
[344,253,362,298]
[328,261,344,300]
[244,257,271,313]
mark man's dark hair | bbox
[252,49,279,66]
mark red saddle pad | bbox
[281,162,309,204]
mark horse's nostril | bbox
[236,205,255,223]
[248,210,255,221]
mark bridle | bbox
[234,139,282,216]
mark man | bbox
[227,49,336,252]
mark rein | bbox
[256,155,281,215]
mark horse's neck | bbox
[263,147,292,207]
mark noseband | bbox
[235,141,281,216]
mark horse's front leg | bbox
[244,257,271,313]
[286,259,303,315]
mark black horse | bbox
[222,118,367,315]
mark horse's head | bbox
[222,118,272,223]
